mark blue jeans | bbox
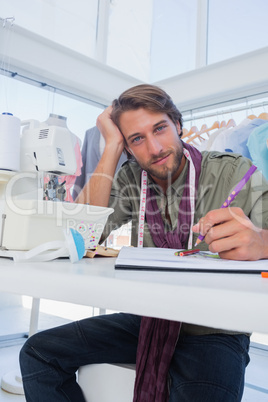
[19,313,250,402]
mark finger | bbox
[204,208,241,227]
[192,217,212,236]
[204,218,248,245]
[193,207,250,238]
[209,229,260,260]
[208,232,242,254]
[192,210,225,236]
[218,246,257,261]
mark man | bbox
[20,84,268,401]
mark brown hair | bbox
[111,84,183,132]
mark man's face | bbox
[119,108,184,187]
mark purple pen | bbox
[195,164,257,246]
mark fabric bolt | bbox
[133,143,202,401]
[247,122,268,181]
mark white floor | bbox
[0,305,71,401]
[0,306,268,401]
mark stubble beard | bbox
[138,143,184,182]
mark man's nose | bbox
[147,136,163,155]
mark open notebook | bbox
[115,247,268,274]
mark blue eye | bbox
[155,125,166,132]
[132,136,142,143]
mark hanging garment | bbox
[224,119,267,158]
[208,119,252,153]
[197,126,228,151]
[247,122,268,181]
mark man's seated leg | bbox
[19,313,141,402]
[169,333,250,402]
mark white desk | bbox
[0,257,268,334]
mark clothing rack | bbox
[183,98,268,123]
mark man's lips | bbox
[151,153,170,165]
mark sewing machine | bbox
[0,114,113,254]
[18,113,79,202]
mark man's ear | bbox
[176,121,181,132]
[176,121,182,137]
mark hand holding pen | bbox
[191,165,268,260]
[194,165,257,246]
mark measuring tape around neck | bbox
[138,170,148,247]
[138,148,196,249]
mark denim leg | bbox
[19,313,141,402]
[169,333,250,402]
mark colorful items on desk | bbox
[175,248,200,256]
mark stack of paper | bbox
[115,247,268,274]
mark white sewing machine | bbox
[19,113,79,202]
[0,114,113,254]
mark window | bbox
[0,76,103,142]
[106,0,198,82]
[2,0,267,83]
[207,0,268,64]
[106,0,153,81]
[150,0,198,81]
[1,0,99,57]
